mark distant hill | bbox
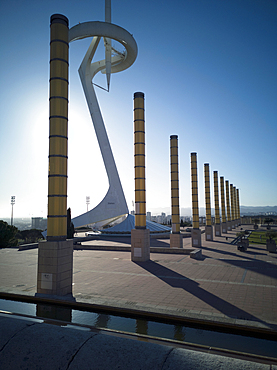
[149,206,277,216]
[239,206,277,215]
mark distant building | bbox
[32,217,47,230]
[151,215,157,223]
[146,212,151,221]
[156,215,162,224]
[156,213,167,224]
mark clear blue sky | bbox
[0,0,276,218]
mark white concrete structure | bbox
[69,9,138,228]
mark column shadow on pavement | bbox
[200,246,276,280]
[135,260,276,330]
[201,245,266,258]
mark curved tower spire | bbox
[69,13,138,227]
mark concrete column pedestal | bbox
[205,225,213,241]
[227,221,232,231]
[36,240,73,298]
[131,228,150,262]
[215,224,221,237]
[191,228,202,248]
[170,233,183,248]
[221,222,227,233]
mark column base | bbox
[37,239,73,297]
[170,233,183,248]
[191,228,202,248]
[205,225,213,241]
[221,222,227,233]
[215,224,221,237]
[227,221,232,231]
[231,221,235,229]
[131,228,150,262]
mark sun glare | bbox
[67,107,109,218]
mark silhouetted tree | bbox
[183,221,192,227]
[18,229,43,243]
[0,220,18,248]
[266,230,277,241]
[265,217,274,226]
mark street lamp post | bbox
[86,196,90,212]
[11,196,15,226]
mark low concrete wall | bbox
[18,243,38,251]
[75,244,194,254]
[0,314,274,369]
[18,242,194,255]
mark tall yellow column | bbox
[191,153,201,247]
[47,14,69,241]
[37,14,73,298]
[225,180,232,231]
[204,164,213,241]
[220,176,227,233]
[236,188,241,225]
[131,92,150,261]
[233,186,238,227]
[133,92,146,229]
[213,171,221,237]
[170,135,182,248]
[230,183,235,229]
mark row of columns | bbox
[131,93,241,258]
[37,14,245,296]
[168,148,241,248]
[202,162,241,244]
[41,28,243,291]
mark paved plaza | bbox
[0,226,277,333]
